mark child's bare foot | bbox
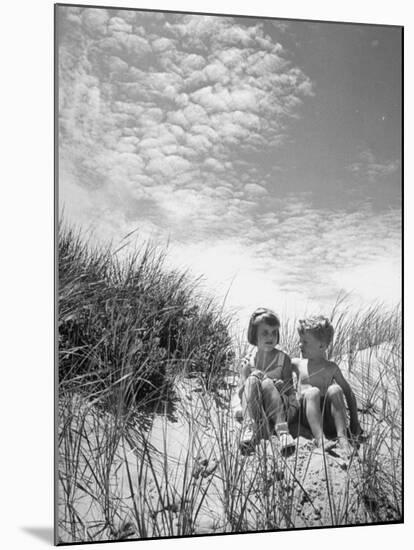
[239,423,257,455]
[279,433,296,456]
[338,435,353,451]
[274,422,296,455]
[336,436,359,460]
[314,437,337,453]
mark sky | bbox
[57,5,402,332]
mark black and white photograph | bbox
[55,2,402,545]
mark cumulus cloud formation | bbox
[237,196,401,296]
[58,6,318,254]
[58,8,312,216]
[57,6,401,321]
[348,149,400,182]
[170,200,401,326]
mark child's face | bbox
[256,322,279,351]
[299,330,326,359]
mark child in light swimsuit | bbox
[236,308,299,454]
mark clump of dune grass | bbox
[325,294,401,524]
[58,222,235,411]
[57,221,235,543]
[327,292,401,361]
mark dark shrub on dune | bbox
[58,223,234,410]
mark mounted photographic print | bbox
[55,2,403,545]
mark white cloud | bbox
[167,201,401,330]
[244,183,268,198]
[151,36,175,52]
[334,258,400,306]
[108,16,132,34]
[81,9,109,36]
[190,86,230,113]
[146,155,192,177]
[348,149,400,182]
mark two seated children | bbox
[238,308,362,454]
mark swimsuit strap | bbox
[251,348,284,371]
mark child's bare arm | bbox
[237,357,262,399]
[237,360,251,395]
[290,358,299,377]
[291,358,301,394]
[240,361,252,384]
[333,365,362,436]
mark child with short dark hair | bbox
[237,308,298,454]
[292,315,362,451]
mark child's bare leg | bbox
[241,375,266,438]
[302,387,324,445]
[262,379,296,452]
[261,379,285,434]
[325,384,349,448]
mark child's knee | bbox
[303,387,321,402]
[326,384,344,400]
[261,378,274,394]
[246,373,261,384]
[243,374,262,395]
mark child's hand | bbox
[350,423,366,446]
[350,422,362,438]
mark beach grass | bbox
[56,224,402,543]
